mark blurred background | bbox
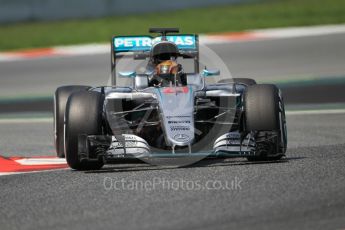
[0,0,344,115]
[0,0,344,49]
[0,0,344,138]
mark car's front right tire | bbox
[54,85,90,158]
[64,90,104,170]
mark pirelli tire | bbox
[64,90,104,170]
[218,78,257,86]
[244,84,287,161]
[54,85,91,158]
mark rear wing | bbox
[110,34,199,85]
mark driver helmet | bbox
[151,41,179,64]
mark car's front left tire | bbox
[64,90,104,170]
[244,84,287,161]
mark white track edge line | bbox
[0,168,69,176]
[286,109,345,115]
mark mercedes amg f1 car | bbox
[54,28,287,170]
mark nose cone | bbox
[155,86,195,147]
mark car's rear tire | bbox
[54,85,90,158]
[218,78,257,86]
[244,84,286,161]
[65,91,104,170]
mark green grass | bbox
[0,0,345,51]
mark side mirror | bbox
[119,71,136,78]
[202,69,220,77]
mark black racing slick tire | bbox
[218,78,257,86]
[244,84,286,161]
[245,84,280,131]
[54,85,90,158]
[64,91,104,170]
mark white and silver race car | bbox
[54,28,287,170]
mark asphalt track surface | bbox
[1,32,345,113]
[0,113,345,230]
[0,33,345,230]
[1,33,345,99]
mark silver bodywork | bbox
[93,73,257,159]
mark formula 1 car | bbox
[54,28,287,170]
